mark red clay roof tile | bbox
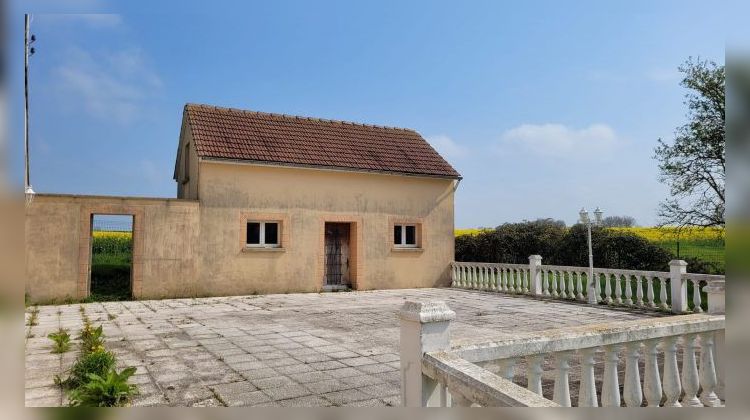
[183,104,461,179]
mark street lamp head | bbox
[579,208,589,224]
[594,207,603,225]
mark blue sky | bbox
[8,1,735,227]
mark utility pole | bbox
[24,13,35,206]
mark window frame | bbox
[393,223,419,248]
[246,221,281,248]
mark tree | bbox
[654,58,725,228]
[601,215,636,228]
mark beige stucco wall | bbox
[25,162,457,302]
[176,124,200,200]
[194,161,456,296]
[25,194,200,303]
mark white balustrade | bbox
[450,260,724,316]
[409,299,726,408]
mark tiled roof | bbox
[183,104,461,179]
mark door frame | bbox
[318,215,363,291]
[78,205,144,299]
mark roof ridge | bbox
[185,103,417,132]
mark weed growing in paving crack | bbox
[48,328,71,353]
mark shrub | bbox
[48,328,71,354]
[456,221,676,271]
[62,348,116,390]
[68,367,138,407]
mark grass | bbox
[90,230,133,302]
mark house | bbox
[24,104,461,302]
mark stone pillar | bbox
[669,260,688,313]
[529,255,543,296]
[705,280,725,401]
[399,300,456,407]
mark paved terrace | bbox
[25,288,662,407]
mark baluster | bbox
[551,271,559,298]
[643,339,662,407]
[559,271,567,299]
[604,273,613,304]
[662,336,682,407]
[659,277,669,310]
[577,272,585,301]
[523,269,530,293]
[500,268,507,292]
[636,275,645,307]
[526,355,544,395]
[646,277,656,308]
[472,266,478,289]
[699,332,720,406]
[624,342,643,407]
[467,266,473,288]
[543,270,550,296]
[602,345,621,407]
[498,358,516,381]
[624,275,634,305]
[482,267,489,290]
[594,272,602,302]
[681,334,702,407]
[462,265,468,288]
[492,267,499,292]
[614,275,623,304]
[553,352,572,407]
[566,271,575,300]
[578,348,598,407]
[508,269,516,293]
[692,280,703,313]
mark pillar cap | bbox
[669,260,688,267]
[529,255,542,261]
[398,300,456,323]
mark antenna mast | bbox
[24,13,35,206]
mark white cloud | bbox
[426,135,468,159]
[53,46,162,123]
[497,123,619,159]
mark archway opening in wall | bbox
[90,214,134,301]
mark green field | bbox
[90,231,133,301]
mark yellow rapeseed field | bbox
[92,231,132,240]
[610,227,725,242]
[454,228,493,237]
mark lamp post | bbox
[580,207,603,304]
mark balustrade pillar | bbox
[659,277,669,310]
[662,336,682,407]
[624,275,634,306]
[602,346,621,407]
[669,260,688,313]
[553,352,572,407]
[398,301,455,407]
[497,358,516,381]
[643,339,662,407]
[576,272,585,301]
[681,334,702,407]
[699,332,720,407]
[624,342,643,407]
[604,274,613,304]
[526,355,544,395]
[692,280,703,313]
[578,348,598,407]
[705,280,725,401]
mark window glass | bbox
[405,225,416,245]
[265,222,279,245]
[394,225,402,245]
[247,222,261,244]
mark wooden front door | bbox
[324,223,350,287]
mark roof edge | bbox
[200,156,463,181]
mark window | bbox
[246,221,280,248]
[394,224,418,248]
[182,143,190,184]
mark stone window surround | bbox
[389,217,424,252]
[239,211,290,253]
[78,205,144,299]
